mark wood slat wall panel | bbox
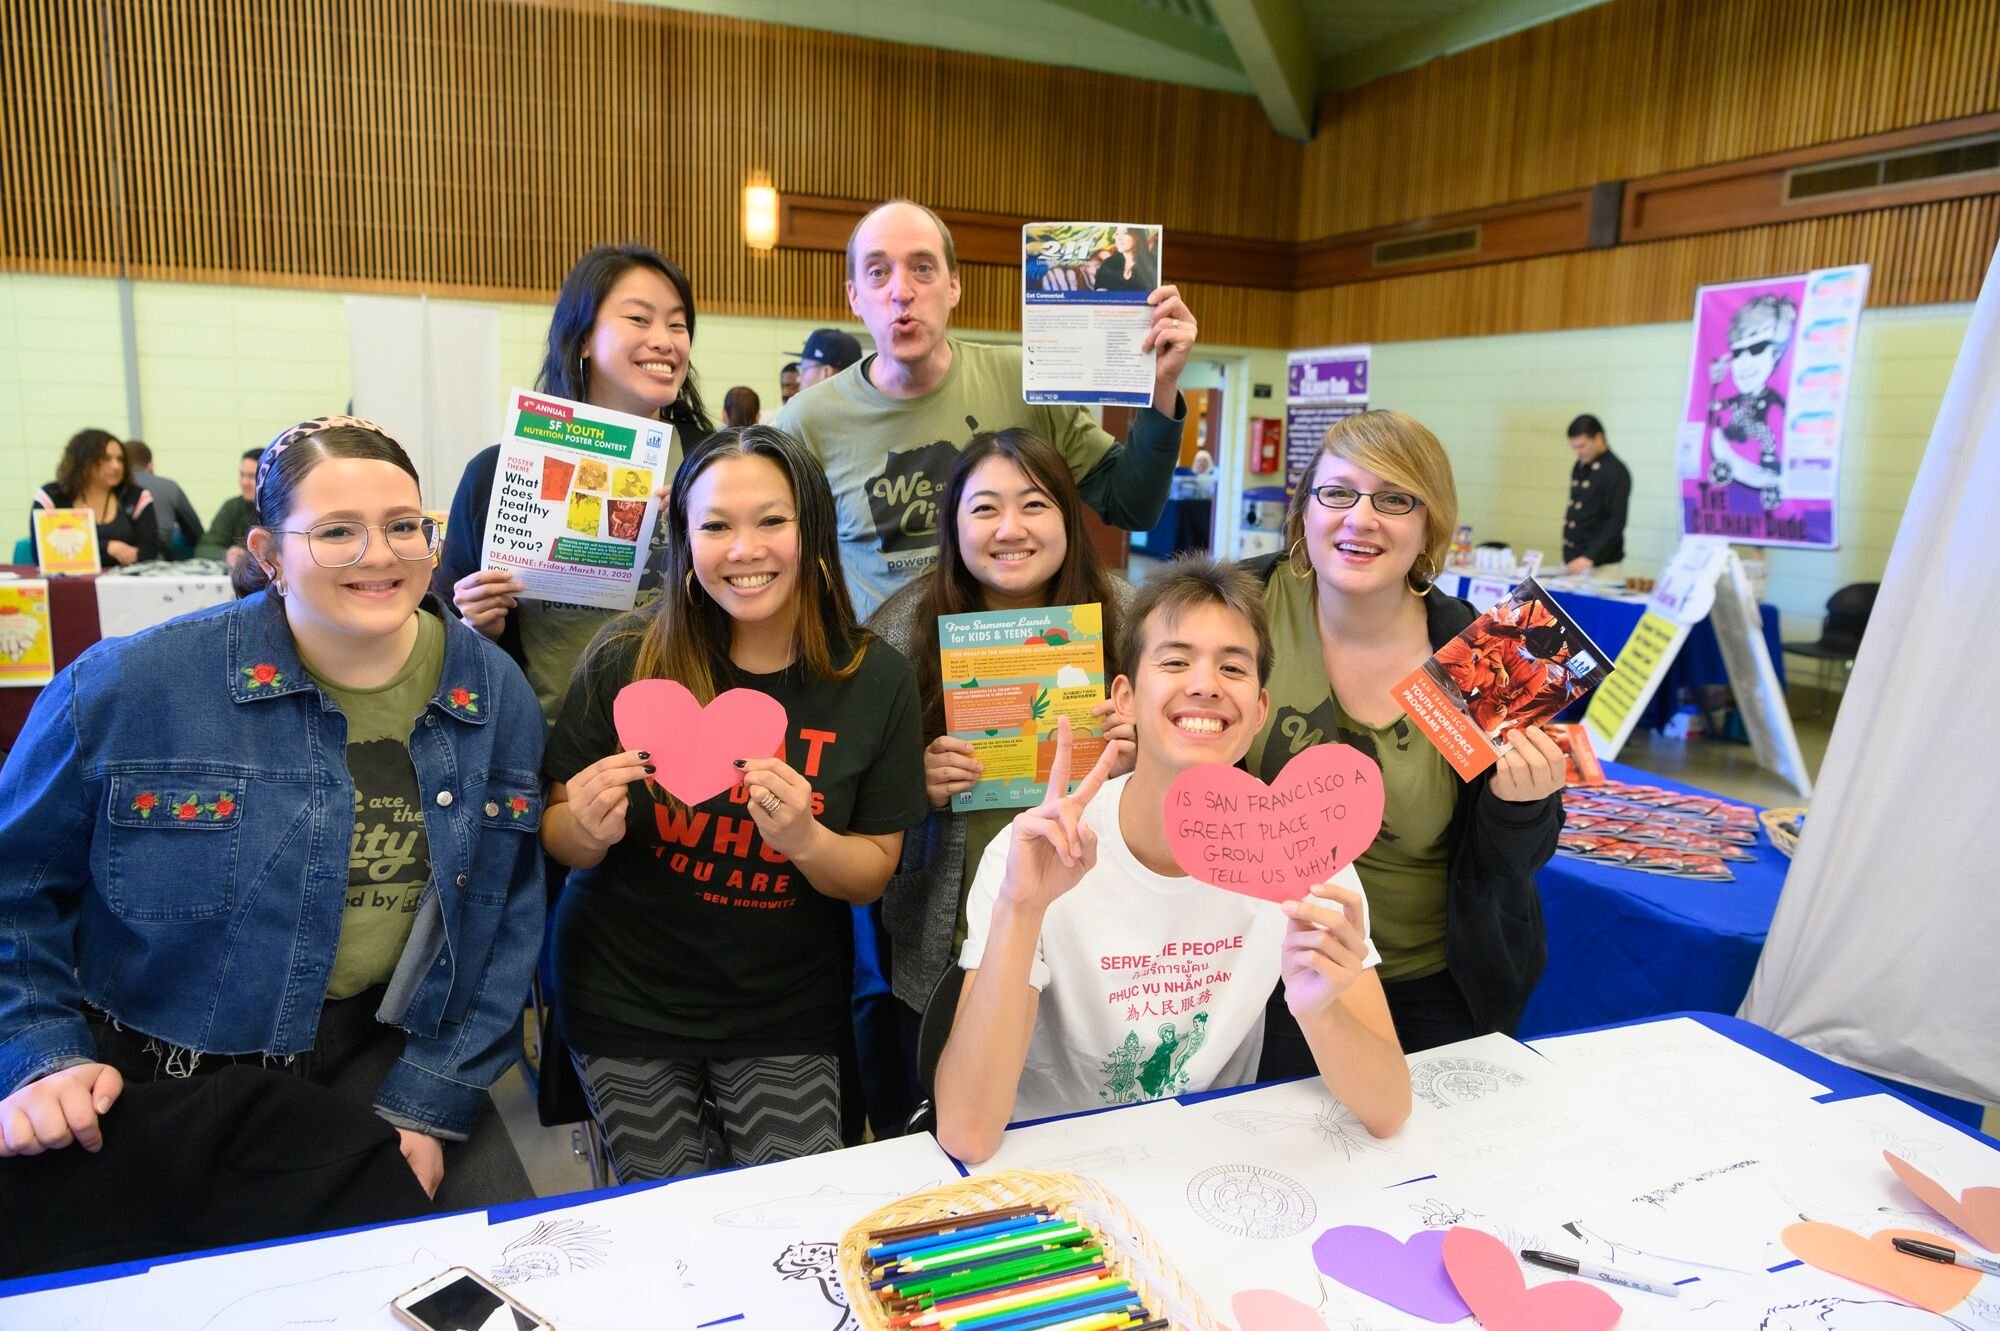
[1291,196,2000,346]
[1300,0,2000,239]
[1,0,119,275]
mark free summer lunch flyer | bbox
[939,603,1109,810]
[480,388,671,610]
[1021,222,1160,406]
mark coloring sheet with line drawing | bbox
[965,1095,1191,1176]
[1531,1015,1833,1099]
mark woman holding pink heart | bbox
[1244,410,1565,1056]
[868,428,1139,1100]
[540,425,929,1181]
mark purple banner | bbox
[1286,346,1370,491]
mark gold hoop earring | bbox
[1407,552,1436,598]
[1286,538,1313,580]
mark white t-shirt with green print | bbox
[959,774,1378,1124]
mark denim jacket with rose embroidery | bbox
[0,591,547,1139]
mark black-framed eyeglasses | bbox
[275,516,441,568]
[1308,485,1423,516]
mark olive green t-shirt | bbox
[313,611,445,1000]
[1249,572,1456,982]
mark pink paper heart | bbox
[612,679,788,806]
[1886,1151,2000,1250]
[1780,1222,1981,1313]
[1231,1288,1327,1331]
[1165,744,1385,902]
[1441,1226,1622,1331]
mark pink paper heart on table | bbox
[612,679,788,806]
[1231,1288,1328,1331]
[1441,1226,1623,1331]
[1165,743,1384,902]
[1885,1151,2000,1250]
[1312,1226,1470,1323]
[1780,1222,1982,1313]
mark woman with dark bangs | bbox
[869,428,1137,1087]
[541,426,928,1181]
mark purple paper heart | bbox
[1312,1226,1471,1323]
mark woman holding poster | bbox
[541,426,928,1181]
[437,244,716,724]
[30,429,163,568]
[1242,411,1565,1053]
[869,429,1137,1084]
[0,417,546,1221]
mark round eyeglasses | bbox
[275,516,441,568]
[1308,485,1424,516]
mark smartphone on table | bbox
[392,1266,553,1331]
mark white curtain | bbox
[345,296,501,506]
[1739,243,2000,1104]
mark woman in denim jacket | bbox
[0,417,547,1209]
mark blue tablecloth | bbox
[1516,759,1792,1039]
[1554,588,1787,733]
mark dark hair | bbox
[599,425,864,707]
[846,199,959,278]
[536,244,713,435]
[234,416,421,597]
[1566,413,1605,440]
[56,429,124,495]
[782,361,800,376]
[1119,554,1274,688]
[240,447,263,462]
[909,429,1120,740]
[124,439,153,470]
[722,386,761,428]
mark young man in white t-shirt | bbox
[936,556,1412,1164]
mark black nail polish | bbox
[732,759,747,769]
[637,750,651,760]
[644,763,657,775]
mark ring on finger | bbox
[759,792,782,813]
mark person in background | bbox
[196,448,265,567]
[31,429,162,568]
[1562,413,1630,579]
[722,386,762,429]
[437,243,715,726]
[776,198,1198,621]
[779,362,800,405]
[124,440,203,559]
[934,557,1410,1164]
[869,428,1137,1126]
[0,416,545,1211]
[1243,410,1565,1056]
[792,328,863,392]
[541,426,927,1181]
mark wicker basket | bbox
[837,1168,1222,1331]
[1761,806,1805,858]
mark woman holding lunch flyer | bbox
[436,243,716,725]
[1241,410,1566,1055]
[540,426,928,1181]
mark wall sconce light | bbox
[744,173,778,251]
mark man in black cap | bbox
[793,327,863,391]
[1562,413,1631,578]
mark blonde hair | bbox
[1283,409,1459,590]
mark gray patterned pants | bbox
[571,1051,841,1182]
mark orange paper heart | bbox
[1779,1223,1981,1313]
[1885,1150,2000,1250]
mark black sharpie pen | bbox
[1891,1237,2000,1277]
[1521,1249,1682,1297]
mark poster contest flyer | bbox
[480,388,670,610]
[940,603,1109,810]
[1392,577,1614,781]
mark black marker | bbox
[1520,1249,1681,1297]
[1891,1236,2000,1277]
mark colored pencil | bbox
[896,1245,1108,1301]
[951,1287,1144,1331]
[893,1222,1091,1272]
[871,1212,1060,1261]
[920,1277,1132,1328]
[870,1205,1047,1244]
[962,1295,1146,1331]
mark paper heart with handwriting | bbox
[1165,744,1384,902]
[612,680,788,806]
[1441,1226,1622,1331]
[1780,1223,1981,1312]
[1231,1288,1327,1331]
[1885,1151,2000,1250]
[1312,1227,1469,1323]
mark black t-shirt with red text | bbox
[545,633,927,1058]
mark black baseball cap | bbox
[792,328,863,371]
